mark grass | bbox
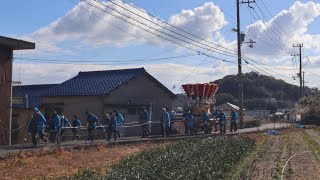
[302,131,320,161]
[104,137,256,180]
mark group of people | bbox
[27,106,239,146]
[183,109,239,135]
[27,107,125,146]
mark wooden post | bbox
[0,36,34,145]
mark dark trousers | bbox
[230,122,238,132]
[60,129,67,142]
[106,127,112,141]
[72,128,80,141]
[88,128,95,141]
[187,125,195,135]
[112,129,118,141]
[202,121,209,134]
[141,124,149,138]
[50,130,60,144]
[220,123,226,134]
[160,125,170,137]
[31,130,47,146]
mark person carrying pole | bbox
[160,108,171,138]
[85,111,98,145]
[140,106,150,138]
[185,111,195,135]
[27,108,48,147]
[49,110,61,146]
[60,115,71,142]
[216,109,227,134]
[110,112,118,141]
[200,109,210,134]
[72,115,81,141]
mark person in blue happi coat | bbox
[230,109,238,132]
[216,109,227,134]
[185,111,195,135]
[109,112,118,141]
[49,110,61,146]
[160,108,171,137]
[27,108,48,147]
[201,109,210,134]
[114,109,125,138]
[72,115,81,141]
[85,111,98,144]
[140,107,150,138]
[60,115,71,142]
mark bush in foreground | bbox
[106,137,255,180]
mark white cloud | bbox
[243,1,320,57]
[21,0,227,54]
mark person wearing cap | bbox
[60,115,71,142]
[160,108,171,137]
[200,109,210,134]
[72,115,81,141]
[27,108,48,146]
[85,111,99,144]
[230,109,238,132]
[139,107,150,138]
[114,109,125,138]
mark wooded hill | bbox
[174,72,312,110]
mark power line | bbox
[117,0,239,54]
[86,0,239,59]
[80,0,236,63]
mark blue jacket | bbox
[62,117,71,127]
[28,112,46,133]
[116,113,125,126]
[160,112,171,127]
[111,116,118,131]
[72,119,81,127]
[87,113,98,129]
[185,113,194,127]
[201,112,209,123]
[230,112,238,123]
[217,112,227,124]
[53,114,61,131]
[140,110,149,123]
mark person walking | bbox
[60,115,71,142]
[27,108,48,147]
[85,111,98,144]
[72,115,81,141]
[110,112,118,141]
[140,107,150,138]
[160,108,171,137]
[101,113,112,141]
[50,110,61,146]
[185,111,195,135]
[114,109,125,138]
[200,109,210,134]
[230,109,238,132]
[216,109,227,134]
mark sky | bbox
[1,0,320,93]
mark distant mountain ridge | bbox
[214,72,310,110]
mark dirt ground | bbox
[0,142,162,179]
[242,129,320,180]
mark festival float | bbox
[181,82,219,133]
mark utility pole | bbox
[293,44,303,98]
[302,71,305,97]
[236,0,255,129]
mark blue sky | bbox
[1,0,320,92]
